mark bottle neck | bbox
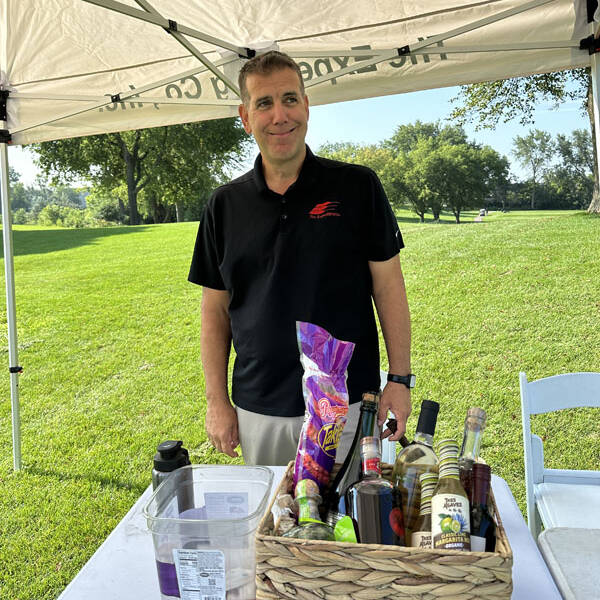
[361,456,382,478]
[414,431,434,447]
[360,407,378,439]
[459,428,483,463]
[297,496,323,523]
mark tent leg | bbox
[0,142,22,471]
[590,24,600,189]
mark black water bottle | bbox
[152,440,193,513]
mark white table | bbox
[57,470,561,600]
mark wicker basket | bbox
[255,462,513,600]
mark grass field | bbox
[1,209,599,599]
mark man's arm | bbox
[201,287,239,457]
[369,255,412,441]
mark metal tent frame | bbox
[1,0,599,470]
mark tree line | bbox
[318,122,592,223]
[7,118,251,227]
[6,67,598,227]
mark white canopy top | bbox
[0,0,596,145]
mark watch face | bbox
[409,374,416,388]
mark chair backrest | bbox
[522,372,600,416]
[520,372,600,532]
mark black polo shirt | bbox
[189,146,404,417]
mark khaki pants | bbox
[235,402,362,466]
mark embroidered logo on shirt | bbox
[309,201,341,219]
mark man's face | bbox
[238,68,309,169]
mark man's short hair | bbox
[238,51,305,105]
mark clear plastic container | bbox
[144,465,274,600]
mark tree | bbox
[382,143,433,220]
[317,142,396,203]
[450,69,600,213]
[32,119,249,225]
[512,130,554,209]
[383,120,468,154]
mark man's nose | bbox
[271,101,288,124]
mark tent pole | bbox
[590,23,600,189]
[0,141,22,471]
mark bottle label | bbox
[431,493,471,550]
[470,534,486,552]
[411,530,432,549]
[362,457,381,474]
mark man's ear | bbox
[238,104,252,134]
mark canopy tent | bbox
[2,0,600,469]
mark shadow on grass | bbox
[25,464,148,495]
[2,226,153,258]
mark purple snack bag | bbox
[293,322,355,491]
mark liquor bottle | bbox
[273,493,297,536]
[410,471,438,549]
[282,479,335,541]
[431,439,471,551]
[391,399,440,538]
[470,463,496,552]
[323,392,380,525]
[458,407,487,499]
[345,437,405,545]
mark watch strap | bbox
[387,373,415,388]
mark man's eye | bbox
[284,97,298,104]
[256,100,271,109]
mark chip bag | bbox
[293,322,355,491]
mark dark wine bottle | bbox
[323,392,379,526]
[345,437,405,545]
[470,463,496,552]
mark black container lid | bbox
[416,399,440,436]
[153,440,191,472]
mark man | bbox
[189,51,412,465]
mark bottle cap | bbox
[361,391,380,411]
[419,471,438,501]
[416,399,440,436]
[464,407,487,431]
[360,436,381,458]
[153,440,191,472]
[295,478,321,500]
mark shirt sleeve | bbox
[188,197,227,290]
[366,169,405,261]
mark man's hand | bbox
[205,399,239,458]
[379,382,411,441]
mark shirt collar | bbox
[252,145,319,197]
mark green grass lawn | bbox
[1,209,599,599]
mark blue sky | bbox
[7,84,588,185]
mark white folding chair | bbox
[520,371,600,538]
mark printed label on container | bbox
[204,492,249,519]
[173,549,226,600]
[470,534,486,552]
[431,493,471,550]
[411,530,432,549]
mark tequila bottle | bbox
[282,479,335,541]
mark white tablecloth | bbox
[57,469,561,600]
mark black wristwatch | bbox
[387,373,416,389]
